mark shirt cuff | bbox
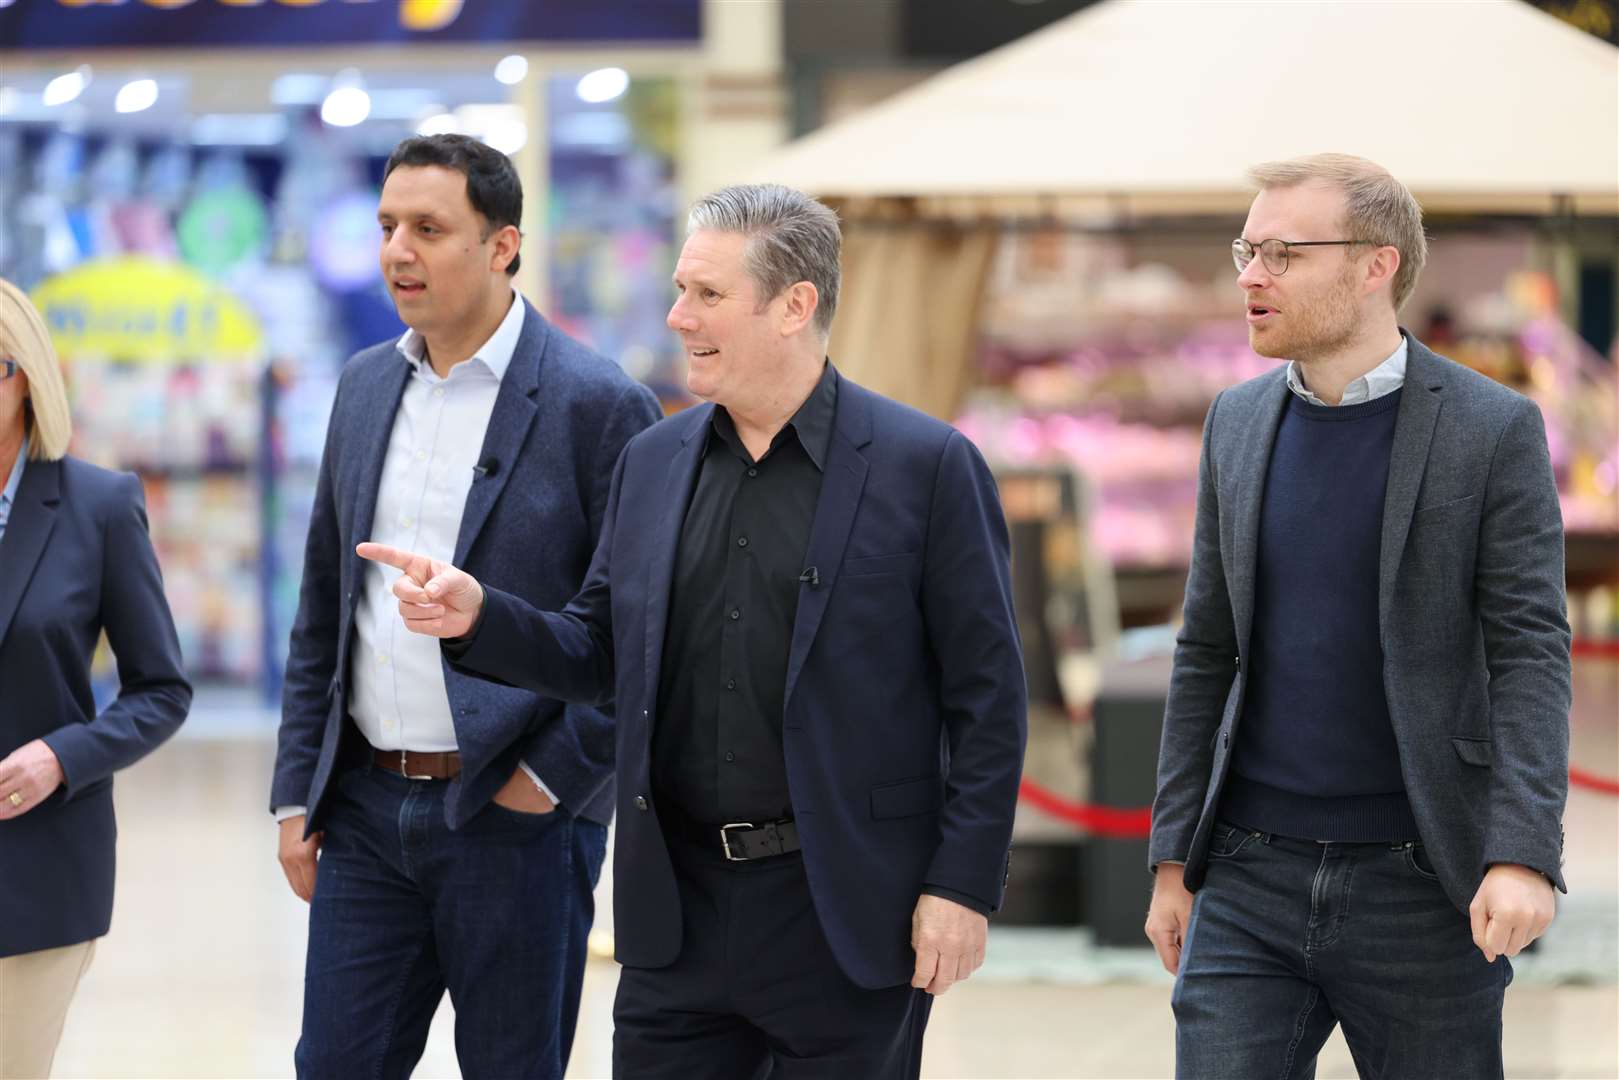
[518,761,561,807]
[273,805,308,823]
[921,884,992,917]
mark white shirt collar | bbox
[1,431,28,510]
[1287,336,1408,407]
[395,287,525,383]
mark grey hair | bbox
[1246,153,1428,311]
[687,184,842,337]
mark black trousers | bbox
[612,823,931,1079]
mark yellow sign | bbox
[32,258,264,363]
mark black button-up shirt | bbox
[652,363,837,824]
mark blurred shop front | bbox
[755,0,1619,937]
[0,0,781,700]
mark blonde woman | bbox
[0,278,191,1079]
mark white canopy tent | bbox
[754,0,1617,215]
[746,0,1618,417]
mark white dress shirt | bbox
[276,291,554,822]
[1286,338,1408,407]
[0,432,26,546]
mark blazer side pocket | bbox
[870,775,944,819]
[1452,736,1492,768]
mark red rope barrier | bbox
[1017,778,1152,837]
[1572,641,1619,659]
[1022,765,1619,838]
[1569,767,1619,797]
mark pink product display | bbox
[958,407,1202,566]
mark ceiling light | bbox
[43,67,90,107]
[494,55,528,86]
[321,86,371,127]
[575,67,629,104]
[115,79,159,114]
[417,112,459,136]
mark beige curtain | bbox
[828,212,999,421]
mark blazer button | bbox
[633,795,648,811]
[1222,731,1230,747]
[1234,656,1241,670]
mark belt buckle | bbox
[720,822,756,862]
[400,750,434,781]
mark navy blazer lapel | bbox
[348,354,412,558]
[453,301,546,565]
[783,376,872,711]
[1378,338,1444,630]
[1228,373,1290,654]
[0,458,61,651]
[642,406,711,712]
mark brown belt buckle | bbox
[720,822,756,862]
[400,750,434,781]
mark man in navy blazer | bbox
[269,136,659,1080]
[361,184,1027,1078]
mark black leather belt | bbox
[668,811,801,861]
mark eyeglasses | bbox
[1232,237,1379,276]
[0,360,15,381]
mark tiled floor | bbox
[42,658,1619,1079]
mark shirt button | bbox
[399,517,413,528]
[416,450,427,462]
[729,609,741,621]
[633,795,648,811]
[747,467,758,478]
[377,653,389,665]
[433,388,445,399]
[724,751,736,763]
[736,536,748,548]
[726,678,736,691]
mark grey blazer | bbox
[1149,334,1571,912]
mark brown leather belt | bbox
[372,748,461,780]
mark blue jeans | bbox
[1173,820,1510,1080]
[295,764,607,1080]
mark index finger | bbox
[357,542,426,583]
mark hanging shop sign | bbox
[32,258,264,363]
[0,0,701,48]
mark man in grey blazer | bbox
[1145,154,1569,1079]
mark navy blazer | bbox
[0,456,191,957]
[454,370,1028,989]
[271,299,660,831]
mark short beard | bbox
[1251,261,1363,363]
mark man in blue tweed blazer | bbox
[269,135,659,1080]
[1145,154,1570,1079]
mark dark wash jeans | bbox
[295,764,607,1080]
[1173,820,1510,1080]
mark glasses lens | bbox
[1231,239,1252,272]
[1259,239,1289,275]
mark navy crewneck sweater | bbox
[1220,387,1420,842]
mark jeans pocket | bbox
[1404,842,1441,882]
[481,798,566,827]
[1206,819,1258,859]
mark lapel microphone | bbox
[472,456,500,479]
[799,566,819,589]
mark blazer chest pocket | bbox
[1412,493,1478,521]
[1452,736,1492,768]
[870,775,943,820]
[841,552,920,579]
